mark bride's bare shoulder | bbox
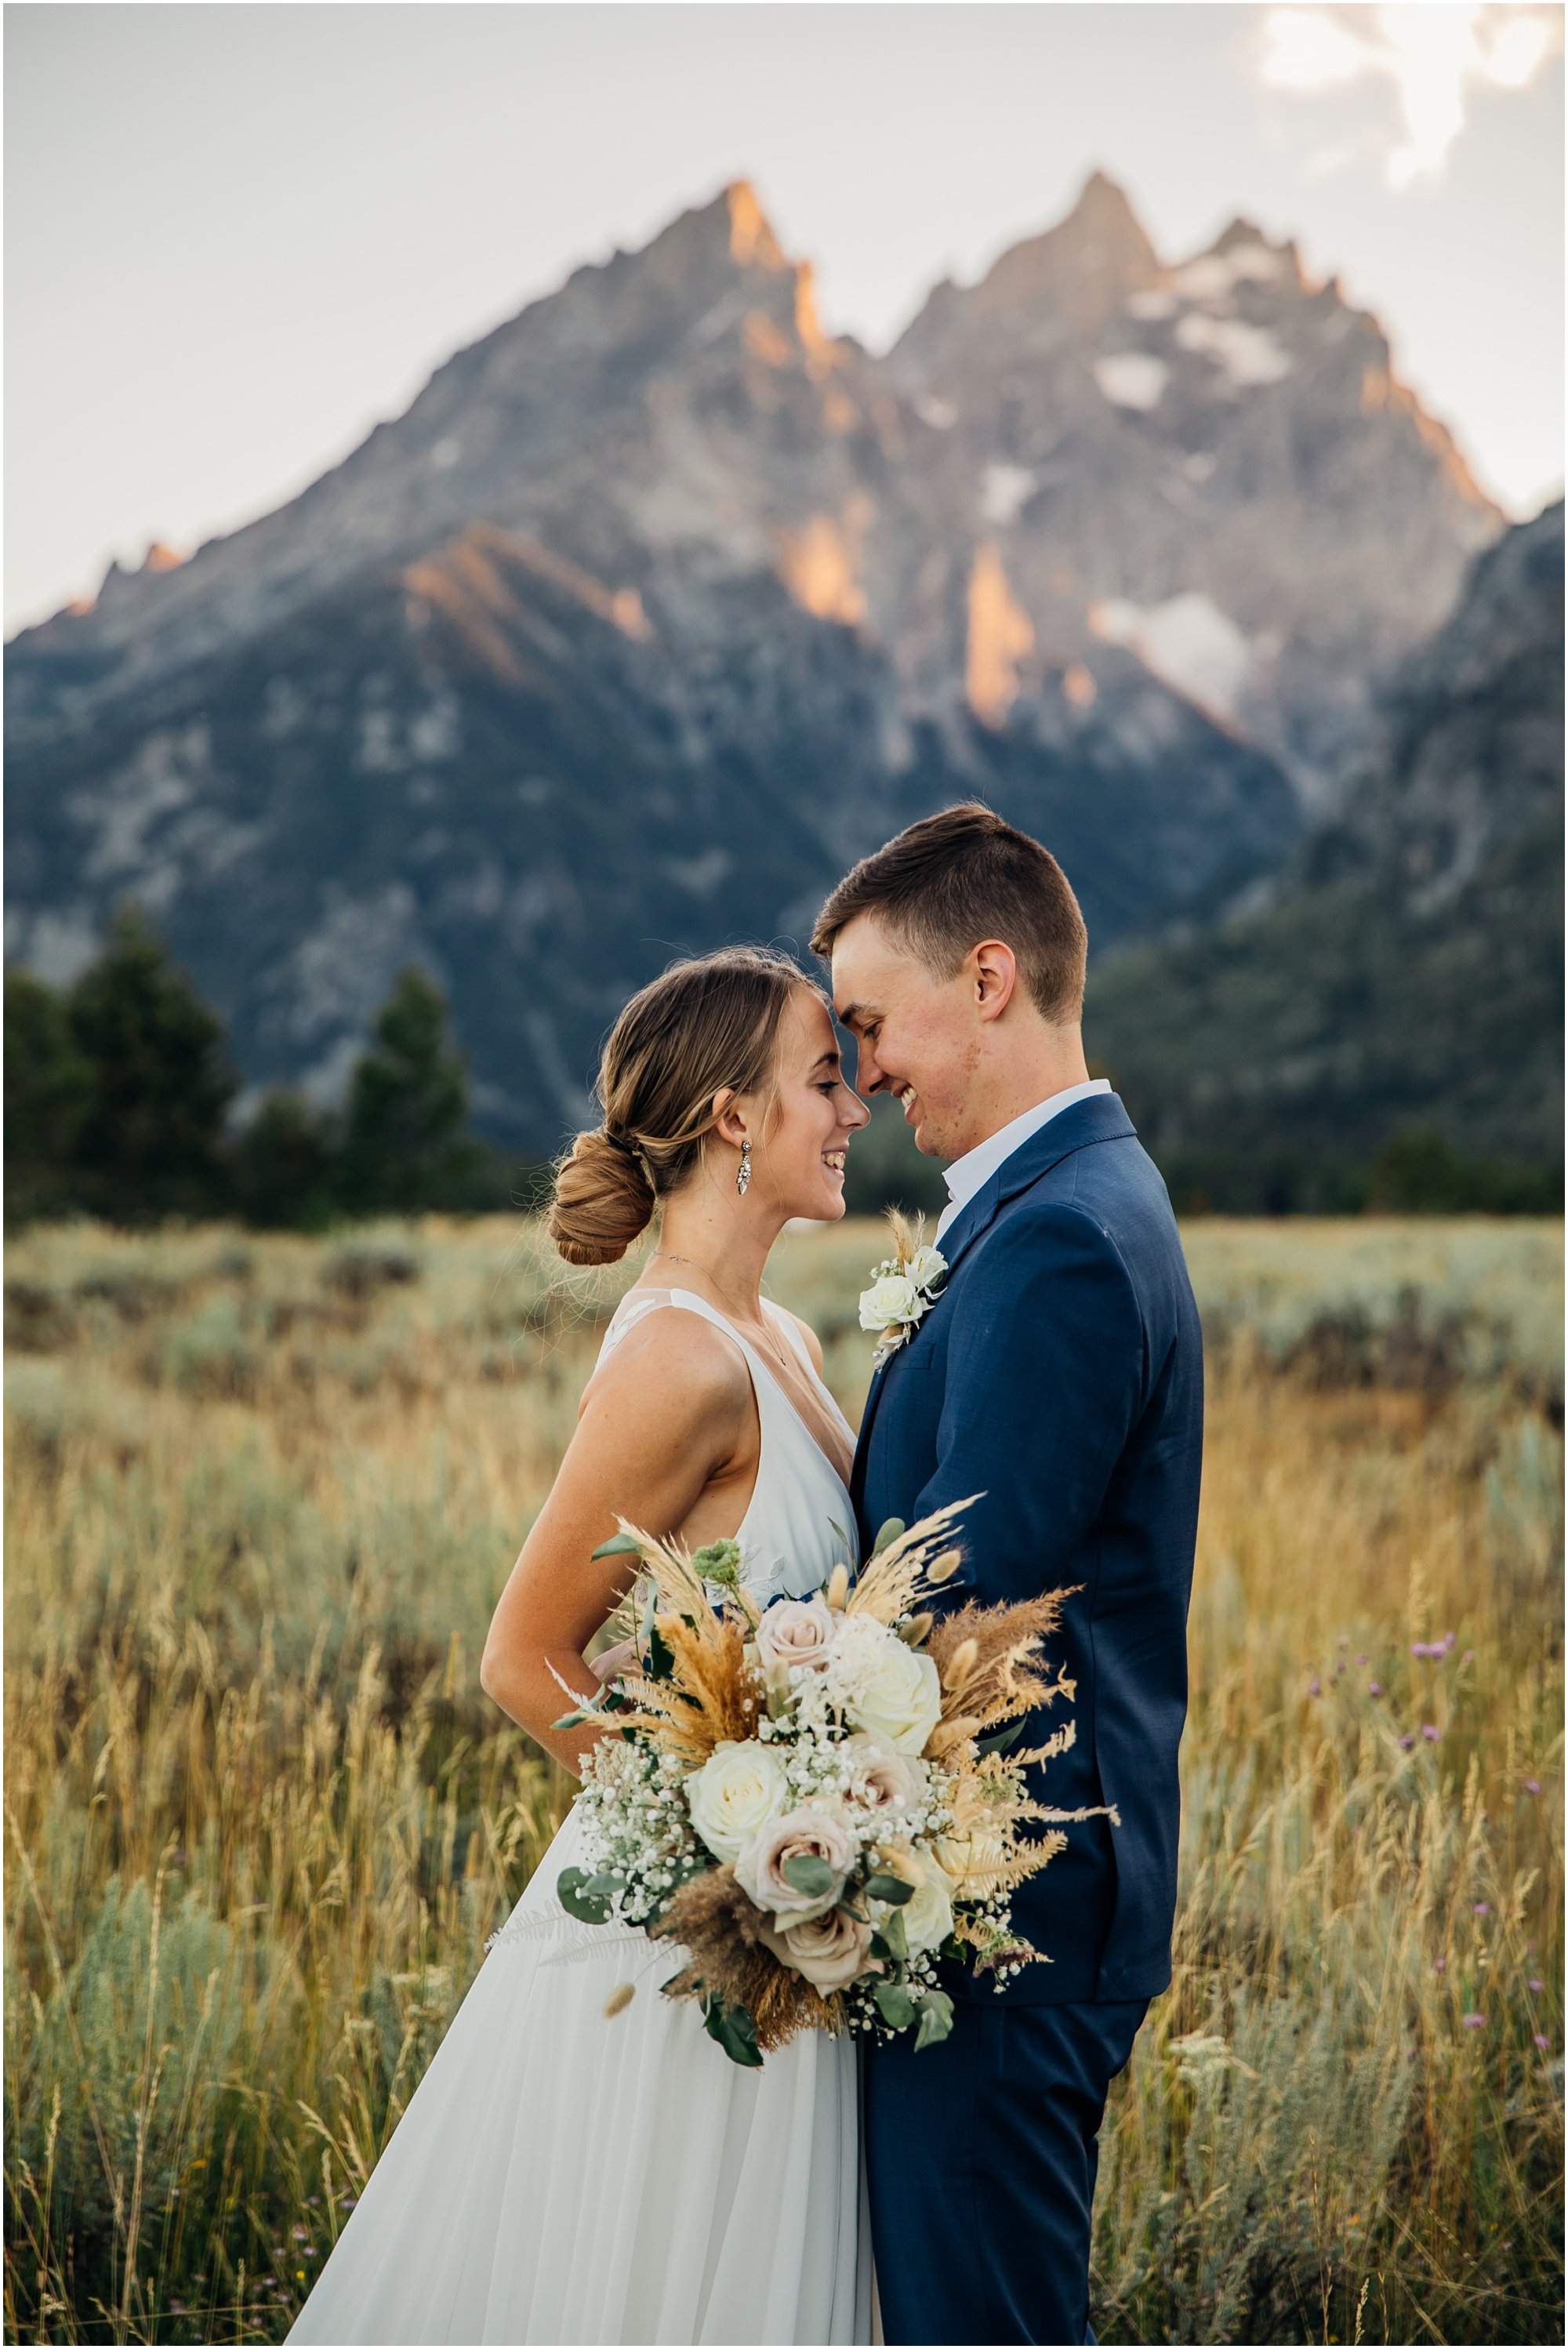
[579,1294,752,1424]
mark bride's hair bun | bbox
[549,1128,655,1267]
[544,947,820,1266]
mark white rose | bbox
[907,1245,946,1291]
[899,1856,956,1954]
[735,1805,857,1921]
[841,1733,926,1817]
[761,1904,875,1993]
[688,1740,790,1864]
[755,1595,839,1677]
[859,1274,918,1333]
[847,1639,943,1755]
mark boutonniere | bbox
[859,1211,947,1367]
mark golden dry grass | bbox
[4,1214,1562,2344]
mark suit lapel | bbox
[850,1092,1138,1512]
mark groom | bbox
[814,804,1203,2347]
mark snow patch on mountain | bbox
[979,463,1038,525]
[1091,592,1254,719]
[1175,312,1293,390]
[1094,353,1171,412]
[1171,243,1283,303]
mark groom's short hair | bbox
[811,802,1088,1023]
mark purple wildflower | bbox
[292,2226,309,2242]
[1399,1733,1417,1750]
[1422,1724,1441,1742]
[261,2278,276,2289]
[1525,1778,1541,1795]
[1534,2034,1551,2050]
[1442,1631,1457,1651]
[1473,1902,1491,1915]
[1461,1649,1475,1665]
[1308,1679,1322,1697]
[1528,1978,1544,1994]
[1462,2012,1485,2029]
[1356,1653,1369,1665]
[1369,1680,1385,1697]
[1411,1641,1432,1659]
[1433,1956,1447,1973]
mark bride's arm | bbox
[480,1314,753,1774]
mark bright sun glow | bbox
[1260,3,1562,187]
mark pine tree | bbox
[66,906,237,1218]
[230,1091,341,1230]
[5,968,95,1216]
[337,967,481,1214]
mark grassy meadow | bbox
[4,1213,1563,2345]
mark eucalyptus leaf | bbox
[872,1517,906,1556]
[975,1719,1026,1759]
[881,1907,909,1962]
[590,1532,644,1561]
[782,1853,836,1898]
[873,1979,918,2029]
[863,1872,915,1907]
[557,1868,612,1925]
[702,1992,764,2069]
[915,1990,955,2052]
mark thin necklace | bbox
[651,1248,791,1371]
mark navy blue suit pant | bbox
[862,1998,1148,2345]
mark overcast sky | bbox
[6,2,1563,633]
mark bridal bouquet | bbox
[551,1504,1108,2067]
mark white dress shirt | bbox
[934,1080,1112,1243]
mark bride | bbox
[290,947,873,2347]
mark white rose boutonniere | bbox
[859,1212,947,1367]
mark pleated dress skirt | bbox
[289,1803,872,2345]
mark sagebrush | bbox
[5,1216,1562,2344]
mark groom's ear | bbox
[969,940,1019,1022]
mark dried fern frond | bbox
[926,1592,1077,1730]
[612,1521,753,1642]
[602,1617,759,1767]
[847,1498,977,1626]
[652,1868,841,2053]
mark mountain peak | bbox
[724,179,789,272]
[970,169,1160,329]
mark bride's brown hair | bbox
[549,948,822,1266]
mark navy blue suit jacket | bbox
[852,1091,1202,2005]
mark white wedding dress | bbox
[290,1290,873,2347]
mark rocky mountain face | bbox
[5,176,1504,1155]
[884,173,1499,790]
[1085,500,1564,1209]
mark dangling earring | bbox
[736,1138,752,1197]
